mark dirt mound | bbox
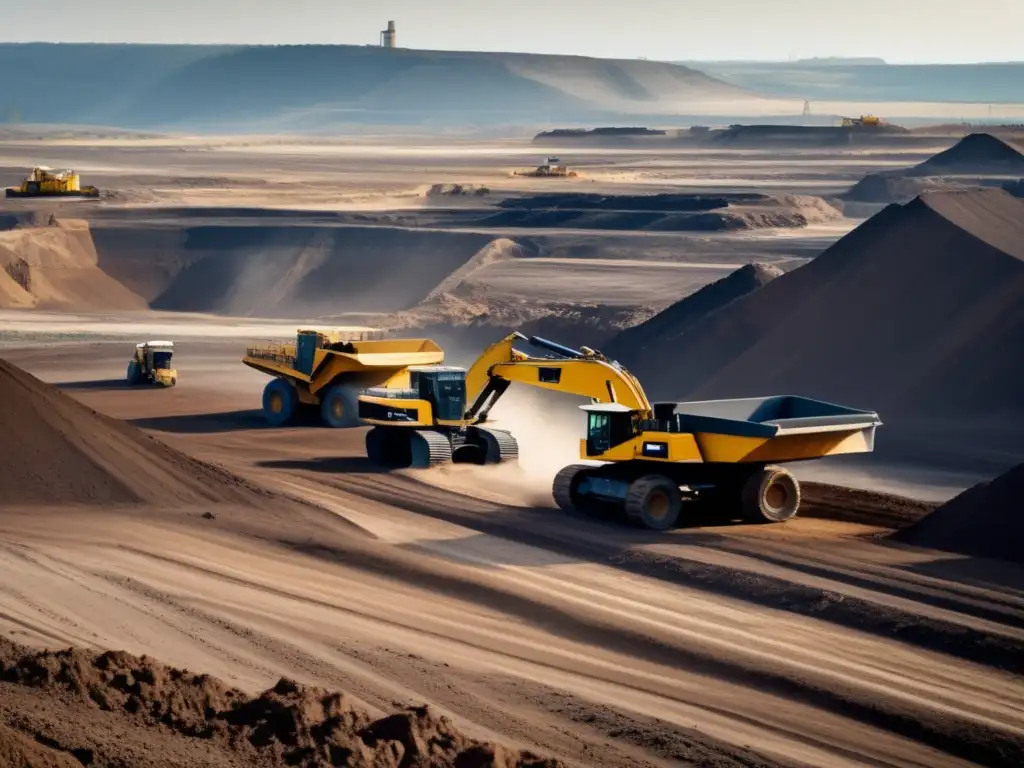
[486,194,839,232]
[843,134,1024,203]
[843,174,965,203]
[398,284,648,351]
[891,464,1024,562]
[0,723,83,768]
[603,262,783,360]
[0,639,561,768]
[0,220,146,310]
[0,358,273,507]
[913,133,1024,175]
[615,189,1024,466]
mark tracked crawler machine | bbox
[364,332,881,529]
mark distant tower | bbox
[802,99,812,119]
[380,21,396,48]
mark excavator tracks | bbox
[468,426,519,463]
[410,430,455,469]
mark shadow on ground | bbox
[56,379,130,390]
[130,409,266,434]
[257,456,390,474]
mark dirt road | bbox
[2,340,1023,767]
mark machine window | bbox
[538,367,562,383]
[587,412,611,453]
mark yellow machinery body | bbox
[358,331,881,530]
[127,341,177,387]
[243,329,448,429]
[5,167,100,198]
[841,115,882,128]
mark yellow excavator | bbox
[357,332,881,529]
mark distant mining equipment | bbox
[841,114,883,128]
[380,21,396,48]
[513,157,579,178]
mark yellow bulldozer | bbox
[358,332,881,529]
[127,341,177,387]
[5,167,100,198]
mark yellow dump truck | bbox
[5,167,100,198]
[242,329,446,428]
[127,341,177,387]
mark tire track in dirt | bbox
[268,469,1024,767]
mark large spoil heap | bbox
[611,189,1024,465]
[0,358,268,507]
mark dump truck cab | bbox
[127,341,176,387]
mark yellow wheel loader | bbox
[359,331,881,529]
[127,341,177,387]
[242,329,448,429]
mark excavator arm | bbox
[463,332,653,422]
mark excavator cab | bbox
[582,403,636,457]
[410,366,467,421]
[361,366,469,424]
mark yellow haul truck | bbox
[358,332,881,530]
[242,329,448,428]
[5,167,100,198]
[126,341,177,387]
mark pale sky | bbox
[2,0,1021,63]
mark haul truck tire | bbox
[553,464,591,512]
[125,361,141,385]
[625,475,683,531]
[320,383,360,428]
[262,378,299,427]
[741,465,800,523]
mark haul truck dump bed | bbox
[628,395,879,465]
[243,329,445,428]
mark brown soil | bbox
[892,463,1024,563]
[0,220,146,311]
[0,638,561,768]
[801,481,937,528]
[0,357,273,506]
[842,173,964,203]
